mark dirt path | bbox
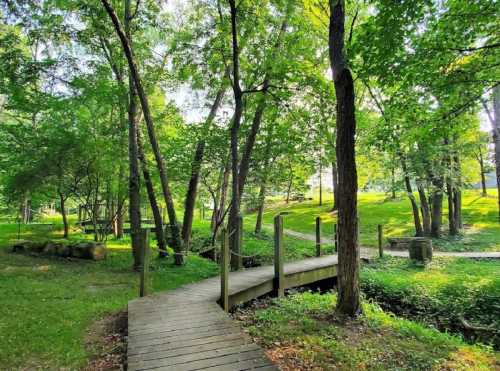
[264,225,500,259]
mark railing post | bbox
[333,223,338,253]
[315,216,321,257]
[274,215,284,297]
[378,224,384,258]
[220,228,229,312]
[139,229,150,297]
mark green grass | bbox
[243,190,500,252]
[0,221,218,369]
[361,256,500,347]
[239,291,499,370]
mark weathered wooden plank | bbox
[130,325,242,349]
[129,337,252,363]
[128,332,246,356]
[129,349,267,371]
[199,357,276,370]
[129,344,261,369]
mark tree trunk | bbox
[478,147,488,196]
[494,86,500,223]
[137,131,167,257]
[417,182,432,236]
[401,159,423,236]
[228,0,244,270]
[182,88,225,248]
[102,0,183,264]
[329,0,360,317]
[255,137,272,234]
[319,159,323,206]
[237,18,287,201]
[286,162,293,203]
[447,181,458,236]
[124,0,141,269]
[59,191,69,238]
[430,178,443,238]
[332,161,338,211]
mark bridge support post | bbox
[378,224,384,258]
[274,215,284,297]
[220,228,230,312]
[315,216,321,257]
[333,223,338,253]
[139,229,150,297]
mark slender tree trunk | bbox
[211,164,225,231]
[102,0,183,264]
[216,159,231,228]
[319,160,323,206]
[237,18,287,201]
[137,131,167,257]
[447,181,458,235]
[401,159,423,236]
[255,138,272,234]
[124,0,141,269]
[431,178,444,238]
[329,0,360,317]
[59,191,68,238]
[494,86,500,222]
[332,161,338,211]
[228,0,244,270]
[417,182,431,236]
[478,148,488,196]
[182,88,225,248]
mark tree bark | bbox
[447,181,458,235]
[478,147,488,196]
[182,88,225,248]
[228,0,244,270]
[401,158,423,236]
[255,136,272,234]
[417,182,432,236]
[329,0,361,317]
[59,191,68,238]
[430,178,444,238]
[491,85,500,221]
[124,0,141,269]
[102,0,184,264]
[137,130,167,257]
[319,159,323,206]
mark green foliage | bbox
[242,292,499,370]
[361,256,500,346]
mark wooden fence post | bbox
[139,229,150,297]
[274,215,284,297]
[378,224,384,258]
[220,228,230,312]
[333,223,338,253]
[315,216,321,257]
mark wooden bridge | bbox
[128,254,338,370]
[127,215,340,371]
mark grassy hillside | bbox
[243,190,500,251]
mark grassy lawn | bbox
[361,256,500,347]
[0,221,218,369]
[237,292,500,370]
[243,190,500,252]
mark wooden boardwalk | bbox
[128,254,339,371]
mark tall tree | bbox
[328,0,361,317]
[101,0,184,264]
